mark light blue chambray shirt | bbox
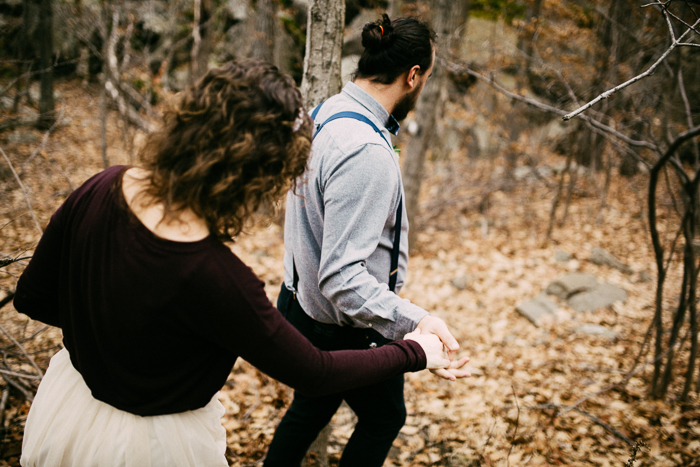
[282,82,429,341]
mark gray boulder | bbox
[590,247,633,275]
[343,10,379,56]
[568,282,628,313]
[638,270,653,283]
[513,166,533,181]
[7,130,39,145]
[546,273,598,299]
[554,250,573,262]
[573,324,619,340]
[450,275,471,291]
[516,293,558,327]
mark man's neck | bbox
[353,78,402,117]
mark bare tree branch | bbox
[0,291,16,310]
[0,368,42,380]
[662,4,678,42]
[0,373,34,401]
[528,403,634,446]
[444,60,659,155]
[678,68,700,168]
[0,322,43,378]
[506,386,520,467]
[0,387,8,429]
[0,112,61,198]
[557,326,691,419]
[191,0,203,80]
[665,5,700,35]
[0,146,43,235]
[563,16,700,121]
[641,1,672,7]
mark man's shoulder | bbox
[313,101,391,155]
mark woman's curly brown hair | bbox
[139,59,312,241]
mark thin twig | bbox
[557,327,691,417]
[506,386,520,467]
[478,416,498,461]
[0,59,80,99]
[0,291,15,311]
[40,153,75,192]
[0,112,62,198]
[662,4,677,42]
[572,407,634,446]
[530,403,634,446]
[0,387,9,431]
[563,16,700,120]
[445,61,659,154]
[0,146,42,235]
[0,373,34,401]
[0,368,42,380]
[665,6,700,35]
[0,322,43,378]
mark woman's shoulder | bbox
[81,165,129,192]
[65,165,128,207]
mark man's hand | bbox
[416,315,470,381]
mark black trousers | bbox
[263,285,406,467]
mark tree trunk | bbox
[389,0,405,17]
[251,0,277,64]
[300,0,345,108]
[36,0,55,130]
[402,0,468,250]
[190,0,212,84]
[305,425,331,467]
[158,0,183,92]
[295,2,346,462]
[518,0,543,76]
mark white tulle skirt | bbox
[21,348,228,467]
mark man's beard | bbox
[391,85,421,122]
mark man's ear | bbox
[406,65,421,88]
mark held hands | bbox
[416,315,471,381]
[404,329,471,382]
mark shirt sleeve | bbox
[13,205,67,327]
[189,262,427,396]
[316,139,428,340]
[13,166,123,327]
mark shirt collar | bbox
[342,82,401,136]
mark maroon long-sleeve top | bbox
[14,166,426,416]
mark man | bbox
[264,14,469,467]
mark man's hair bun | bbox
[356,14,435,85]
[361,14,394,53]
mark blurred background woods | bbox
[1,0,700,466]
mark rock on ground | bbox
[545,273,598,299]
[555,250,573,262]
[567,282,628,313]
[573,323,619,340]
[515,293,558,327]
[589,247,633,275]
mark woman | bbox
[13,59,464,467]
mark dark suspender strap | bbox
[292,258,299,297]
[389,197,402,293]
[293,103,402,295]
[310,101,324,121]
[315,111,393,151]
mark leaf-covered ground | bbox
[1,79,699,467]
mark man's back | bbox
[283,81,427,341]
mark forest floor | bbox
[1,78,699,467]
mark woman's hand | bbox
[404,330,471,381]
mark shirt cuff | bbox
[387,302,429,341]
